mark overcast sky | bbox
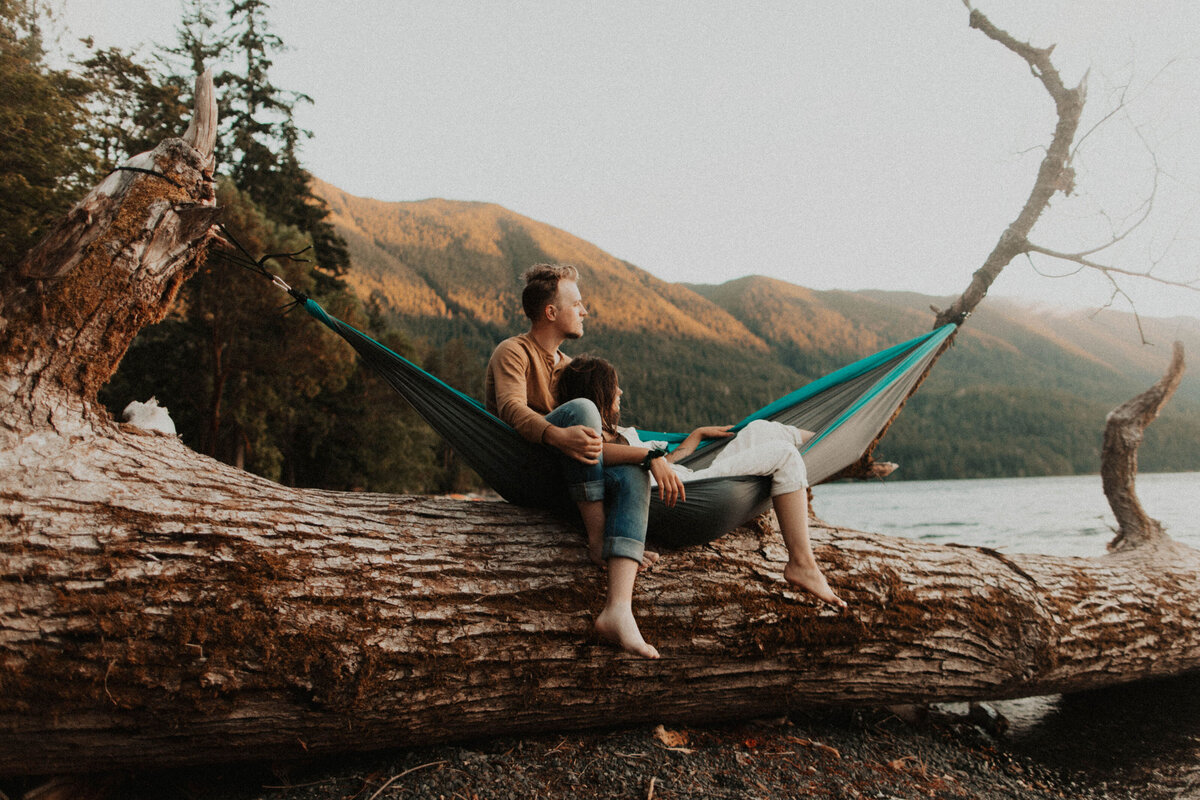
[52,1,1200,320]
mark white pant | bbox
[672,419,808,496]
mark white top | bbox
[617,420,809,495]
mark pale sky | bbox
[52,1,1200,319]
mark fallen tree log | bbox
[2,26,1199,781]
[3,375,1199,776]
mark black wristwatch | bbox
[639,447,669,469]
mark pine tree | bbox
[65,0,436,492]
[101,181,359,481]
[0,0,96,267]
[206,0,349,274]
[77,45,189,168]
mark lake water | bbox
[812,471,1200,558]
[814,472,1200,795]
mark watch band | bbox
[640,447,668,469]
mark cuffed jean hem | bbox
[602,535,645,564]
[568,479,605,504]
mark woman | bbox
[554,355,846,653]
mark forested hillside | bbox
[316,180,1200,480]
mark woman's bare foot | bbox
[594,606,660,658]
[639,550,660,572]
[783,560,847,609]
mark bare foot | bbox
[594,606,660,658]
[639,550,660,572]
[783,561,847,609]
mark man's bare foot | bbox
[639,551,660,572]
[594,606,660,658]
[783,561,847,609]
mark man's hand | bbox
[649,456,685,507]
[544,424,602,464]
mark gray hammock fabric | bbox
[300,298,956,548]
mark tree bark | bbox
[1,28,1199,782]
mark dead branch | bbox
[1104,342,1187,552]
[934,6,1086,328]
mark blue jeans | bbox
[544,399,650,563]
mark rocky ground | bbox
[12,684,1198,800]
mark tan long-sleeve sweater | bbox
[485,334,572,443]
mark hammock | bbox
[299,298,957,549]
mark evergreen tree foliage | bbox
[102,181,359,482]
[0,0,95,267]
[163,0,350,275]
[284,301,442,493]
[423,338,488,493]
[76,45,189,168]
[101,182,441,492]
[85,1,428,491]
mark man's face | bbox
[549,279,587,339]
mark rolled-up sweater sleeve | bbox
[486,338,554,443]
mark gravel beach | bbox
[13,685,1197,800]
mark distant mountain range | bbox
[313,178,1200,479]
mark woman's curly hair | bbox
[554,355,620,436]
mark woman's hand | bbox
[649,457,686,507]
[669,424,735,462]
[691,425,735,440]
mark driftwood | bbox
[1104,342,1186,552]
[2,19,1199,780]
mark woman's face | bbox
[613,386,623,416]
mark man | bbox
[485,263,683,658]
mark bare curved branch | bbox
[1070,56,1182,162]
[934,7,1086,328]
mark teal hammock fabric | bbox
[301,298,956,548]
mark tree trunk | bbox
[2,30,1199,781]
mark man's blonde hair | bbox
[521,263,580,321]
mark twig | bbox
[647,775,657,799]
[1024,243,1198,291]
[103,661,117,706]
[261,779,336,789]
[366,760,448,800]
